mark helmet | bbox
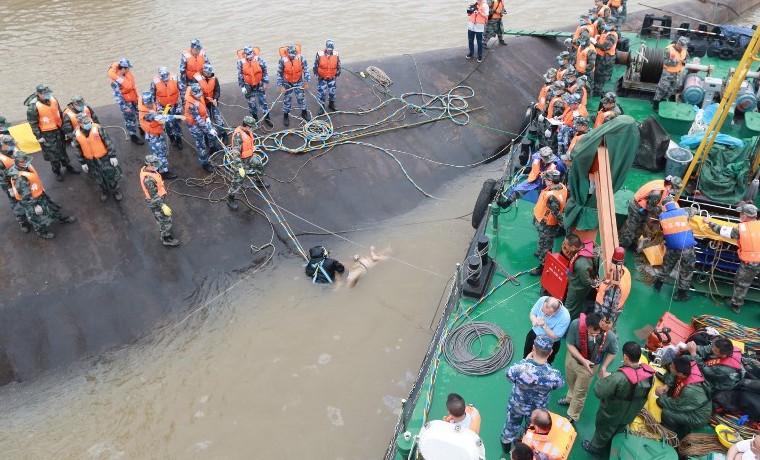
[76,113,92,125]
[325,39,335,50]
[243,45,254,57]
[202,63,214,74]
[242,116,256,127]
[13,150,32,164]
[677,36,690,46]
[573,116,590,127]
[158,66,170,80]
[145,154,160,166]
[70,95,85,106]
[287,44,297,56]
[190,84,203,97]
[612,247,625,264]
[539,146,554,159]
[740,203,758,218]
[35,84,51,94]
[190,39,202,50]
[118,58,132,69]
[0,134,15,147]
[142,91,154,104]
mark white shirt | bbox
[467,4,489,33]
[448,412,472,430]
[735,439,759,460]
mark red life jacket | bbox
[705,347,743,370]
[620,364,656,384]
[672,361,705,398]
[578,313,607,363]
[568,240,595,274]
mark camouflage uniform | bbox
[277,53,311,114]
[0,143,31,231]
[483,0,505,44]
[534,183,565,264]
[654,42,688,102]
[179,43,211,88]
[592,31,618,96]
[149,76,184,141]
[110,80,139,137]
[142,169,173,239]
[227,130,265,198]
[619,192,665,248]
[707,221,760,308]
[186,87,215,168]
[10,161,75,237]
[313,44,341,111]
[27,97,73,176]
[501,355,565,443]
[72,124,123,198]
[658,246,696,290]
[61,102,100,141]
[237,53,271,119]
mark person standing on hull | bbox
[530,169,567,276]
[313,40,341,115]
[523,296,571,365]
[619,175,682,250]
[180,39,210,89]
[226,116,268,211]
[107,58,143,145]
[10,150,77,239]
[62,95,100,143]
[139,154,180,247]
[483,0,506,47]
[72,113,123,202]
[592,17,618,97]
[26,84,79,181]
[150,67,184,150]
[575,35,596,92]
[0,136,32,233]
[465,0,489,63]
[237,45,274,128]
[195,63,228,146]
[704,203,760,313]
[653,36,689,112]
[184,84,216,173]
[138,92,185,180]
[278,44,311,127]
[653,196,696,301]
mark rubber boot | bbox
[130,134,145,145]
[54,169,64,182]
[113,188,123,201]
[653,279,663,292]
[65,164,80,175]
[252,113,259,123]
[318,107,325,116]
[328,101,337,112]
[99,191,108,202]
[161,170,178,180]
[529,265,544,276]
[674,288,691,302]
[227,194,239,211]
[59,216,77,224]
[301,109,311,122]
[18,221,30,233]
[162,235,181,247]
[652,99,660,112]
[263,113,273,128]
[501,441,511,455]
[499,39,507,45]
[283,113,290,127]
[202,163,214,173]
[37,231,55,239]
[726,299,741,314]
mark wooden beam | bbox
[594,143,618,275]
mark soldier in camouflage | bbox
[653,37,689,111]
[653,196,696,301]
[62,96,100,142]
[185,84,217,173]
[9,150,76,239]
[500,334,565,454]
[575,35,596,91]
[72,113,123,202]
[530,170,567,276]
[0,136,32,232]
[108,58,144,145]
[27,84,79,181]
[226,117,268,211]
[237,45,274,129]
[313,40,341,115]
[619,176,682,249]
[704,204,760,313]
[278,44,311,127]
[150,67,185,149]
[139,92,185,180]
[483,0,507,46]
[139,154,180,247]
[592,18,618,97]
[0,116,9,135]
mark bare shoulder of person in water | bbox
[346,246,391,288]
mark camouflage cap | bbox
[552,80,566,90]
[243,45,254,57]
[118,58,132,69]
[573,116,590,127]
[325,39,335,49]
[569,93,582,105]
[661,195,674,205]
[564,67,578,78]
[559,51,570,59]
[0,134,15,146]
[534,334,555,352]
[544,169,561,180]
[190,39,202,49]
[677,36,690,46]
[539,146,554,159]
[142,91,154,103]
[202,63,214,74]
[13,150,31,163]
[158,66,170,78]
[740,203,758,218]
[665,175,683,190]
[35,84,51,93]
[70,95,85,105]
[606,16,617,27]
[287,44,297,55]
[144,154,160,166]
[242,116,256,127]
[189,84,203,96]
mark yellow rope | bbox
[630,408,680,447]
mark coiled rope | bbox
[677,433,726,457]
[692,314,760,352]
[630,408,679,447]
[443,321,513,376]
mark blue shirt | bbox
[530,296,571,338]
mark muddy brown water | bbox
[0,0,756,459]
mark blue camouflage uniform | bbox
[149,71,184,141]
[110,68,139,137]
[140,97,180,174]
[313,42,341,110]
[237,48,271,119]
[186,86,215,168]
[277,50,311,114]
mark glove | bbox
[589,37,597,45]
[34,205,43,216]
[8,188,14,197]
[37,137,46,144]
[564,38,572,46]
[161,204,172,217]
[110,158,118,167]
[538,114,545,122]
[241,87,247,94]
[617,6,623,12]
[209,128,218,138]
[544,129,552,138]
[238,167,246,178]
[81,164,89,173]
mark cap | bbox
[612,246,625,264]
[202,63,214,74]
[553,80,566,90]
[0,134,15,146]
[606,16,617,27]
[677,36,690,46]
[534,334,555,352]
[573,116,590,127]
[741,203,758,218]
[190,84,203,96]
[569,93,581,105]
[666,175,683,190]
[13,150,32,163]
[546,68,558,77]
[325,39,335,49]
[118,58,132,69]
[190,39,202,50]
[243,45,254,57]
[142,91,154,103]
[539,146,554,159]
[76,113,91,124]
[35,84,51,93]
[158,66,170,78]
[559,51,570,59]
[544,169,561,180]
[145,154,160,166]
[287,44,297,55]
[662,195,674,205]
[243,116,256,127]
[564,68,578,78]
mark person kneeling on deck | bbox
[684,337,743,393]
[530,170,567,276]
[653,196,696,302]
[619,175,682,251]
[443,393,482,434]
[562,234,599,319]
[655,355,712,439]
[581,341,654,456]
[500,147,562,209]
[594,247,630,323]
[704,204,760,313]
[305,246,345,284]
[522,408,576,460]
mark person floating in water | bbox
[346,246,390,287]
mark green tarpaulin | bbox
[698,137,755,204]
[564,115,640,231]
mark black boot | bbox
[18,221,30,233]
[113,188,123,201]
[653,279,663,292]
[726,299,741,314]
[674,289,691,302]
[54,169,64,182]
[59,216,77,224]
[202,163,214,173]
[652,99,660,112]
[252,113,259,123]
[174,136,184,150]
[263,113,273,128]
[130,134,144,145]
[318,107,325,116]
[161,170,178,180]
[99,191,108,202]
[301,109,311,122]
[254,178,270,189]
[328,101,337,112]
[162,235,181,247]
[501,441,511,454]
[65,164,80,175]
[227,194,239,211]
[529,265,544,276]
[283,113,290,127]
[37,231,55,239]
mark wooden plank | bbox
[595,143,618,275]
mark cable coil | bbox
[444,321,513,376]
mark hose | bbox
[443,321,513,376]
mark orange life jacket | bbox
[0,152,14,170]
[469,3,489,24]
[75,124,108,160]
[491,0,504,19]
[108,63,138,103]
[547,96,566,118]
[63,105,92,132]
[138,97,164,136]
[443,405,482,435]
[609,0,622,7]
[562,105,589,127]
[594,110,617,128]
[556,68,567,82]
[183,49,207,81]
[184,91,208,125]
[634,180,667,209]
[152,75,180,107]
[232,126,255,159]
[12,165,44,200]
[738,220,760,263]
[522,412,577,460]
[279,45,305,84]
[595,265,631,309]
[568,132,585,155]
[534,183,568,226]
[576,44,595,74]
[140,166,166,199]
[35,98,63,132]
[537,85,551,111]
[198,76,217,100]
[527,159,558,183]
[663,44,688,73]
[237,48,264,86]
[317,50,340,79]
[597,4,611,18]
[596,31,618,56]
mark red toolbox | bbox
[646,312,695,351]
[541,252,570,301]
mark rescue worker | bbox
[500,334,565,454]
[150,66,184,150]
[26,84,79,181]
[592,18,618,97]
[568,71,588,107]
[569,14,597,55]
[561,116,590,169]
[684,337,743,392]
[139,91,185,180]
[582,341,655,455]
[556,52,572,82]
[62,95,100,142]
[524,296,571,365]
[575,35,596,90]
[442,393,482,434]
[522,409,576,460]
[595,0,612,22]
[653,36,689,111]
[545,81,567,121]
[237,45,274,128]
[654,196,696,302]
[184,83,216,172]
[483,0,507,46]
[0,136,32,233]
[10,150,76,239]
[466,0,489,63]
[278,44,311,127]
[536,69,557,113]
[226,116,267,211]
[500,147,561,208]
[180,39,210,88]
[619,175,682,249]
[313,40,342,114]
[705,204,760,313]
[594,93,621,128]
[562,233,599,319]
[609,0,627,26]
[559,312,618,425]
[72,113,123,202]
[195,63,227,144]
[140,154,180,247]
[107,58,143,145]
[530,169,567,276]
[0,116,9,135]
[305,245,345,283]
[655,355,712,439]
[557,93,588,158]
[595,247,631,323]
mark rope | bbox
[630,408,680,447]
[692,314,760,352]
[366,66,393,87]
[677,433,726,457]
[443,321,513,376]
[712,413,760,440]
